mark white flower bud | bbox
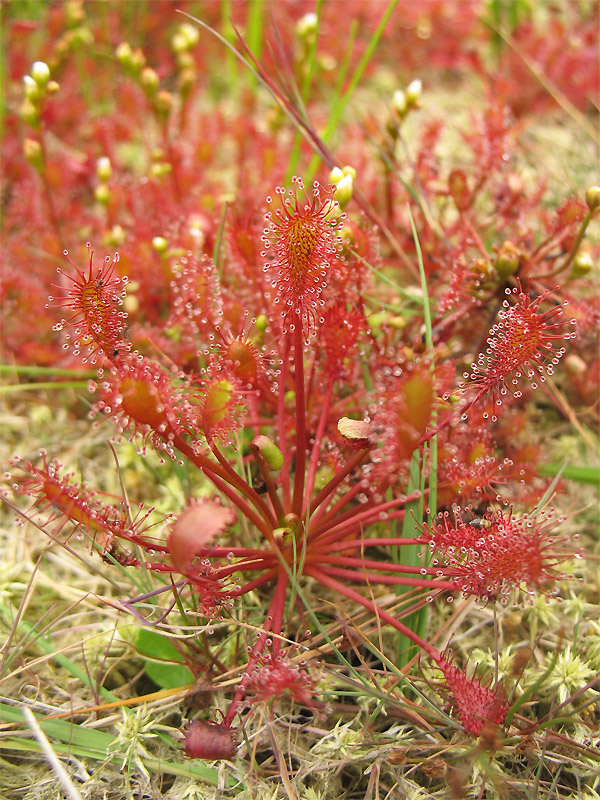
[296,13,318,38]
[23,75,40,101]
[392,89,407,117]
[31,61,50,87]
[96,157,112,183]
[406,79,422,106]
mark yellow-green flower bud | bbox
[392,89,407,117]
[334,174,353,210]
[296,12,318,39]
[176,51,195,71]
[71,26,93,47]
[96,156,112,183]
[178,68,196,97]
[585,185,600,212]
[116,41,133,65]
[65,0,85,26]
[152,236,168,253]
[23,137,43,170]
[388,315,406,330]
[255,314,268,333]
[495,241,520,279]
[23,75,41,102]
[141,66,160,94]
[46,80,60,95]
[570,250,593,279]
[173,23,199,52]
[153,90,173,117]
[252,435,284,472]
[103,224,126,247]
[31,61,51,87]
[20,98,39,128]
[94,184,110,205]
[329,166,344,184]
[130,47,146,73]
[150,162,172,178]
[342,165,356,180]
[172,32,188,53]
[563,353,586,380]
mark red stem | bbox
[309,490,423,545]
[303,379,334,513]
[315,537,427,552]
[308,447,372,518]
[221,567,288,726]
[172,434,273,538]
[277,336,291,509]
[227,568,279,598]
[209,440,276,527]
[292,324,306,516]
[313,563,453,591]
[305,566,439,661]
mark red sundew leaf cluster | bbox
[436,423,513,508]
[426,507,568,603]
[262,177,343,334]
[199,362,248,445]
[245,650,323,711]
[319,301,367,380]
[6,454,167,560]
[6,453,115,546]
[464,283,576,416]
[90,358,202,456]
[49,248,130,365]
[212,330,270,391]
[4,0,597,758]
[434,654,508,736]
[367,362,437,488]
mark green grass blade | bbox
[0,381,89,394]
[0,708,224,784]
[306,0,399,179]
[0,612,119,703]
[0,364,95,378]
[538,463,600,486]
[408,205,437,645]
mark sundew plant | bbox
[1,2,599,799]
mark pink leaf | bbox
[168,501,235,573]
